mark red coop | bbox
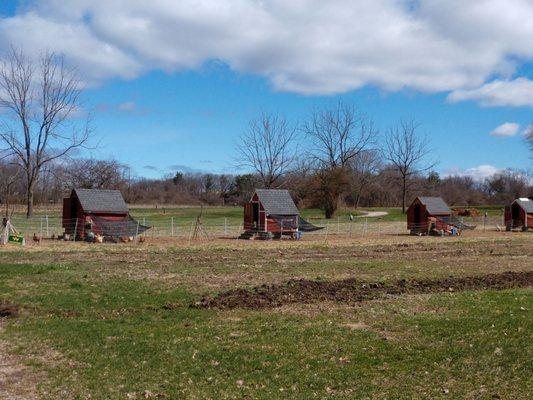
[240,189,322,239]
[407,196,459,235]
[62,188,148,239]
[505,198,533,231]
[242,189,300,239]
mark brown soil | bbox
[193,271,533,310]
[0,304,19,318]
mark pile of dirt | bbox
[193,271,533,310]
[453,208,480,217]
[0,303,19,318]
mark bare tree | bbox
[303,102,377,169]
[63,158,130,190]
[0,49,90,217]
[483,169,532,204]
[236,112,296,188]
[348,149,382,209]
[384,120,435,213]
[303,102,377,217]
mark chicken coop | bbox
[62,188,149,240]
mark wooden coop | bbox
[407,196,471,235]
[62,188,148,239]
[241,189,322,239]
[504,198,533,231]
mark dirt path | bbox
[356,210,389,218]
[194,271,533,310]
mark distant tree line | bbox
[1,154,531,218]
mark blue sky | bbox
[1,1,532,179]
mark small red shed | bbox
[504,198,533,231]
[243,189,300,238]
[62,188,148,239]
[407,196,454,234]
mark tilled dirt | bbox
[193,271,533,310]
[0,304,18,318]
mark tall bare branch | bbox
[384,120,436,213]
[303,102,377,217]
[303,102,377,169]
[236,112,297,189]
[0,48,91,217]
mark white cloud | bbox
[118,101,137,112]
[444,164,502,180]
[448,78,533,107]
[0,0,532,99]
[489,122,520,137]
[0,12,141,81]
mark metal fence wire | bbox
[4,213,508,243]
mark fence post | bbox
[40,216,43,239]
[364,218,368,236]
[349,219,353,237]
[135,221,140,244]
[337,217,340,235]
[45,215,49,237]
[171,217,174,236]
[73,218,78,242]
[224,218,227,237]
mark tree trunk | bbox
[26,178,35,218]
[4,192,9,218]
[401,175,407,214]
[354,192,361,209]
[354,181,365,209]
[324,194,339,219]
[325,205,335,219]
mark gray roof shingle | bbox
[74,188,129,214]
[255,189,299,216]
[417,196,451,215]
[515,198,533,213]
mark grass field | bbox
[7,204,505,239]
[1,231,531,399]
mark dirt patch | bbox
[0,304,19,318]
[0,323,40,400]
[193,271,533,310]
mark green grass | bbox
[0,237,531,399]
[9,204,504,236]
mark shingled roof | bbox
[514,198,533,213]
[73,188,129,214]
[254,189,299,216]
[416,196,451,215]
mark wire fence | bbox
[4,213,509,243]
